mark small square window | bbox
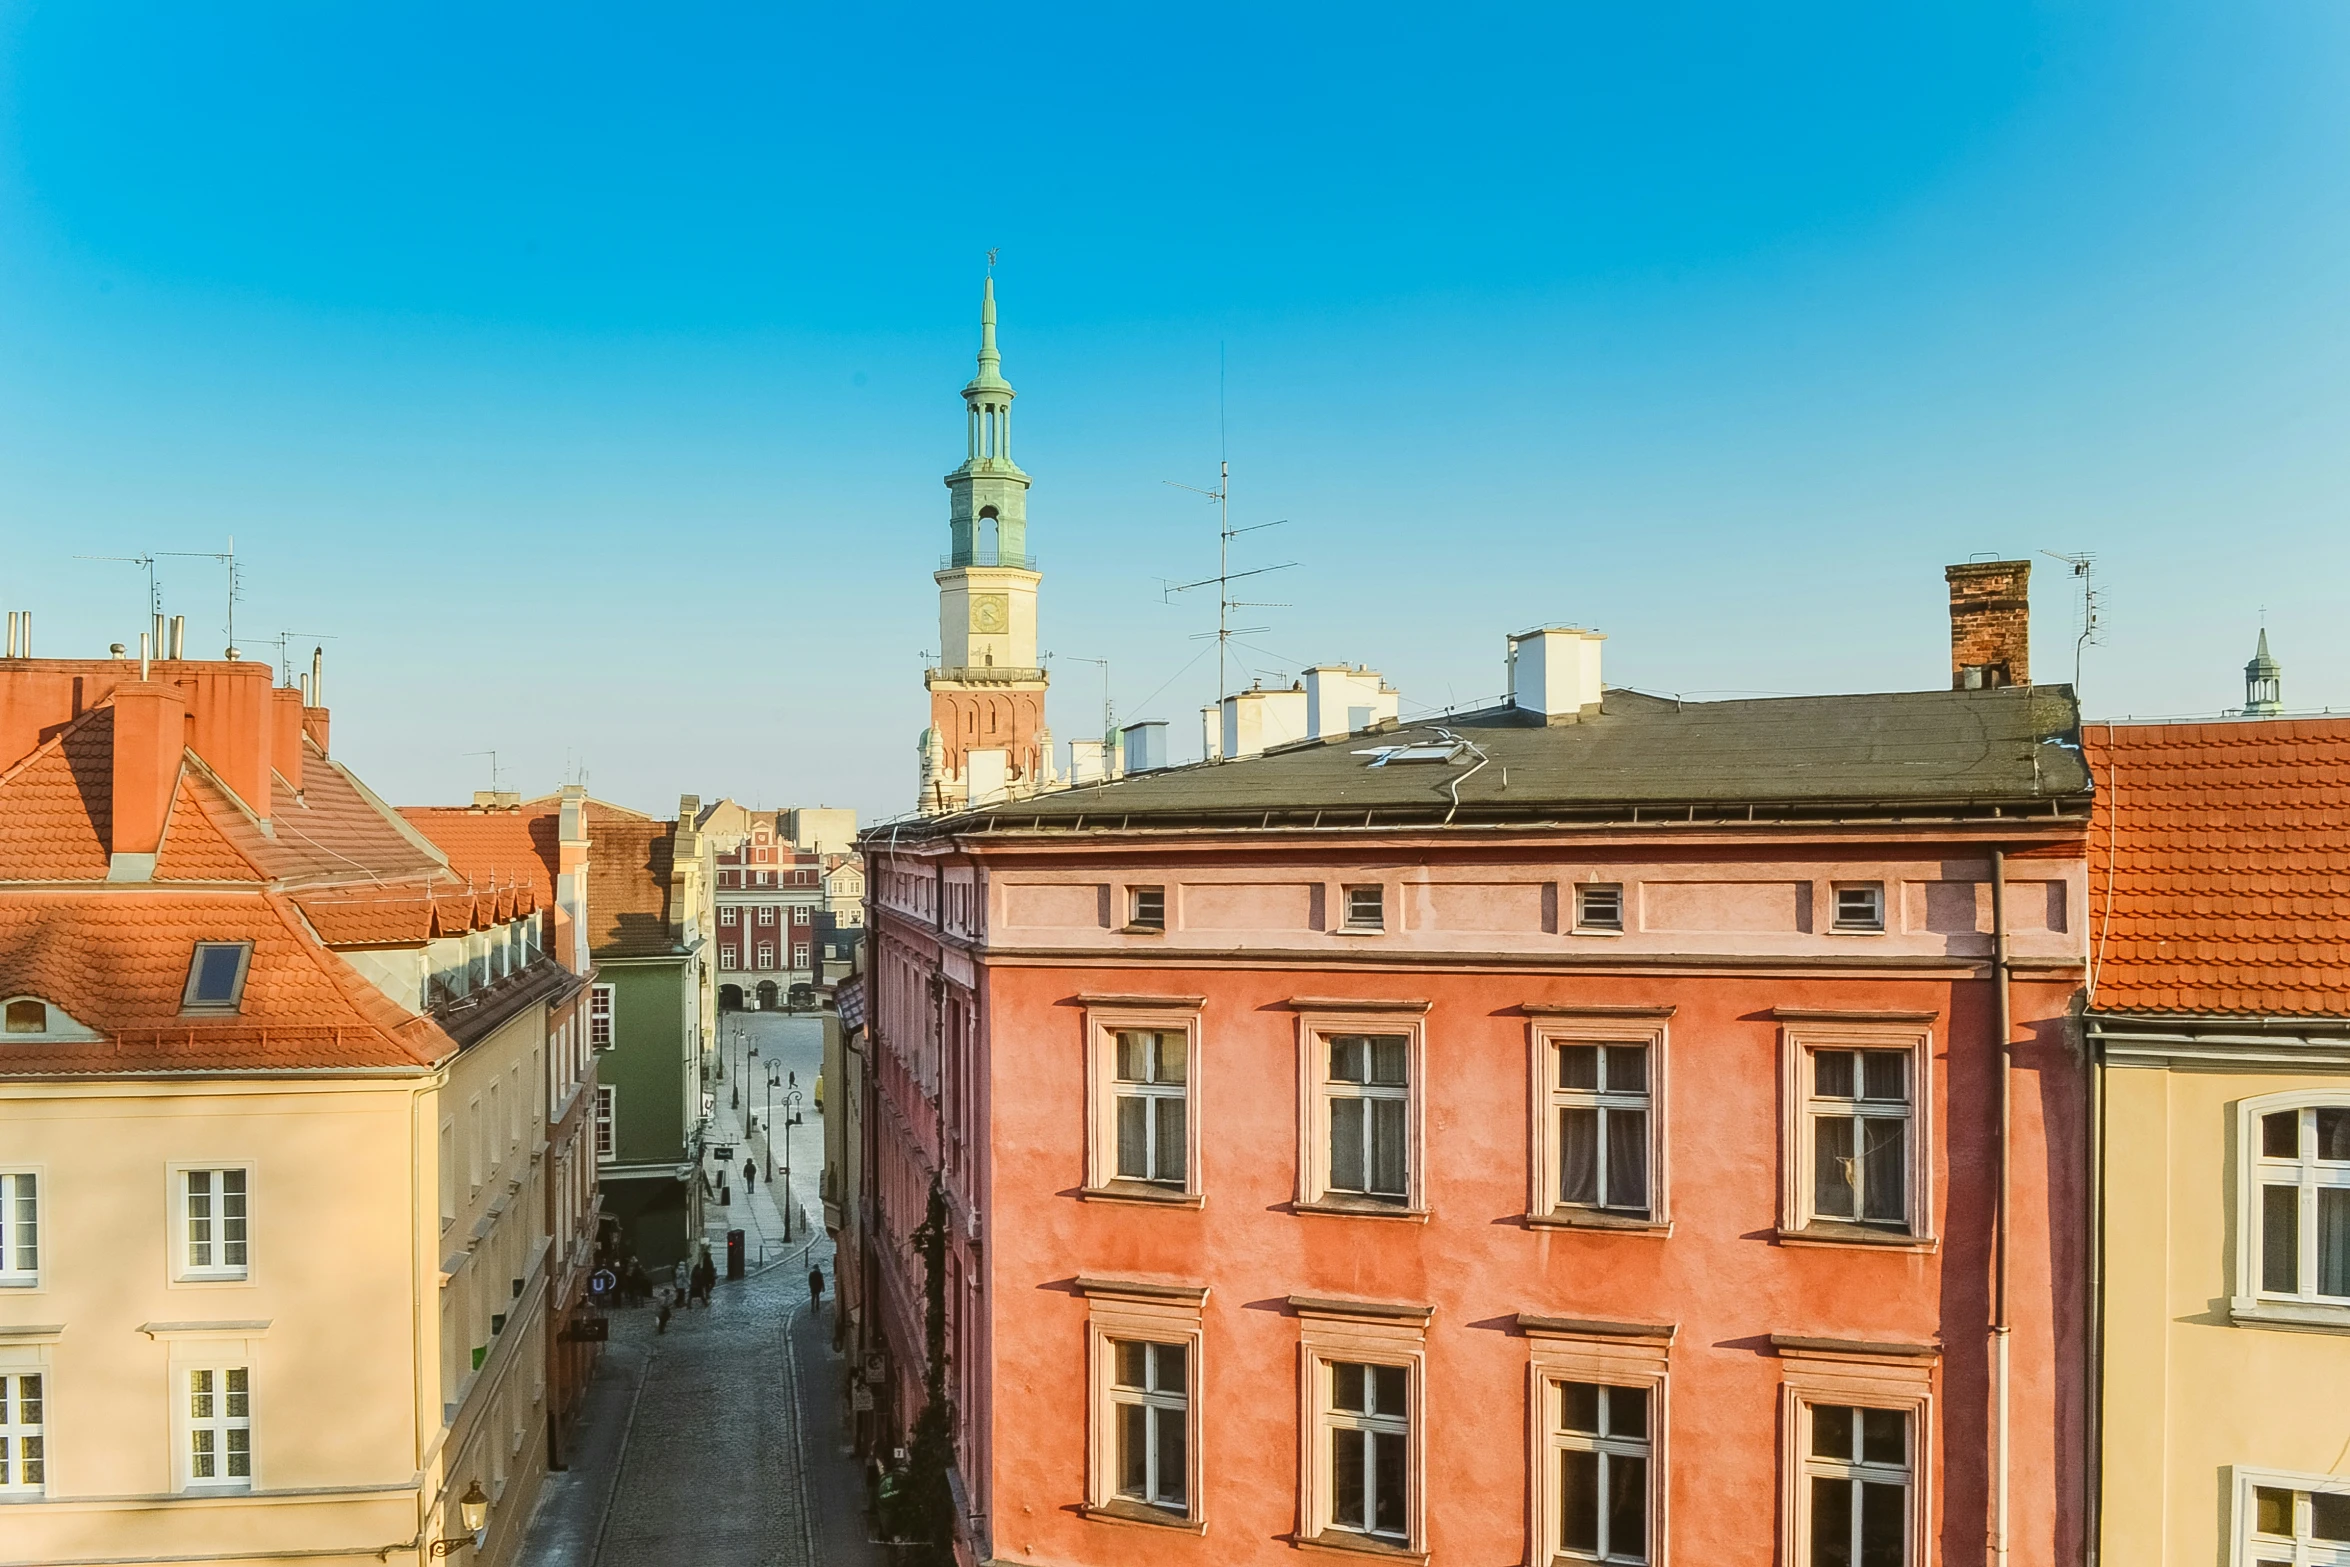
[3,1000,44,1033]
[181,943,253,1012]
[1343,886,1385,932]
[1574,884,1624,933]
[1832,885,1885,933]
[1128,887,1166,932]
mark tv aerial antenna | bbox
[1064,656,1114,737]
[464,750,505,793]
[2041,551,2100,689]
[271,631,338,689]
[77,552,161,620]
[160,538,243,658]
[1160,349,1294,702]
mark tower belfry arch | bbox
[918,273,1056,813]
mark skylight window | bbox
[1354,742,1464,767]
[182,943,254,1013]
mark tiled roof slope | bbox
[586,813,680,958]
[399,806,560,902]
[2086,718,2350,1017]
[0,708,114,881]
[154,772,268,883]
[0,890,452,1074]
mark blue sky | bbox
[3,3,2345,821]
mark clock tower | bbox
[919,276,1055,812]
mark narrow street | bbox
[518,1014,891,1567]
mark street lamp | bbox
[378,1480,489,1560]
[776,1074,804,1241]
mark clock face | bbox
[970,594,1010,634]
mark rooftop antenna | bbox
[1065,656,1115,736]
[464,750,504,792]
[1162,346,1294,702]
[271,630,338,687]
[2040,551,2100,688]
[161,538,242,658]
[78,552,161,621]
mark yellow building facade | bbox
[2087,716,2350,1567]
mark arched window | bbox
[2237,1090,2350,1322]
[978,506,1000,562]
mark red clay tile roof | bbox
[154,772,268,883]
[2086,718,2350,1018]
[185,742,449,888]
[586,813,681,958]
[398,806,560,903]
[0,889,453,1074]
[292,886,442,947]
[0,708,115,882]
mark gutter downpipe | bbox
[1991,848,2013,1567]
[2084,1001,2105,1567]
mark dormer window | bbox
[182,943,254,1013]
[4,1000,44,1033]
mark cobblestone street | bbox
[518,1015,891,1567]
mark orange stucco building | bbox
[857,573,2092,1566]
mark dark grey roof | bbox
[915,685,2090,837]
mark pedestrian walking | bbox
[655,1291,673,1335]
[743,1156,757,1192]
[808,1264,825,1311]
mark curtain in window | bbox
[2321,1187,2350,1299]
[1608,1108,1649,1212]
[1860,1121,1905,1224]
[1560,1107,1599,1206]
[2264,1185,2301,1294]
[1371,1100,1407,1195]
[1155,1097,1186,1183]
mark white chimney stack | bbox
[1508,627,1606,720]
[1304,665,1399,739]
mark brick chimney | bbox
[1944,561,2031,690]
[108,682,187,880]
[271,686,305,793]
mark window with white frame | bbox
[588,984,613,1049]
[1110,1340,1189,1516]
[1087,1009,1202,1201]
[1342,885,1385,932]
[2248,1098,2350,1308]
[793,944,809,968]
[1552,1380,1651,1564]
[1574,883,1625,933]
[1113,1031,1186,1188]
[1782,1025,1933,1241]
[181,1169,249,1279]
[757,946,774,970]
[1325,1035,1410,1205]
[0,1172,36,1286]
[184,1366,252,1489]
[1296,1302,1426,1553]
[1800,1403,1910,1566]
[0,1372,43,1495]
[1082,1281,1205,1528]
[595,1086,616,1162]
[1127,886,1166,931]
[720,947,738,970]
[1323,1359,1411,1543]
[720,906,737,926]
[1832,883,1886,933]
[1547,1038,1654,1219]
[758,905,775,925]
[2239,1469,2350,1567]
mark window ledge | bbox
[1118,924,1167,937]
[1296,1196,1427,1222]
[1568,926,1625,938]
[2229,1296,2350,1334]
[1777,1223,1934,1252]
[1080,1182,1204,1210]
[1525,1208,1670,1236]
[1332,927,1385,937]
[1295,1530,1428,1563]
[1081,1499,1206,1534]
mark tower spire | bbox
[970,274,1010,393]
[2243,627,2283,717]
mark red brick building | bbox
[857,569,2094,1566]
[706,807,822,1007]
